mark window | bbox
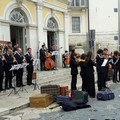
[10,9,26,23]
[71,0,86,7]
[72,17,80,33]
[114,8,118,12]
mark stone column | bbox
[64,11,69,51]
[36,2,44,49]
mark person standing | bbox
[25,48,34,85]
[85,51,96,98]
[96,49,104,91]
[79,53,87,92]
[14,48,26,87]
[39,45,46,71]
[70,53,79,90]
[112,51,120,83]
[4,48,16,89]
[0,48,4,91]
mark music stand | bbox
[16,63,28,94]
[8,65,20,96]
[33,59,40,90]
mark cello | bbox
[45,51,55,70]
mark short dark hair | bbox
[27,48,31,51]
[97,49,103,54]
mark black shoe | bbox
[9,86,15,89]
[113,80,116,83]
[116,80,120,82]
[21,84,26,86]
[5,87,10,90]
[30,83,34,85]
[16,85,20,87]
[0,88,4,91]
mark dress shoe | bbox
[27,83,31,86]
[9,86,15,89]
[16,85,20,87]
[0,88,4,91]
[5,87,10,90]
[21,84,26,86]
[30,83,35,85]
[116,80,120,82]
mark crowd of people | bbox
[70,48,120,98]
[0,42,34,91]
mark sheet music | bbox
[33,59,39,66]
[20,63,29,68]
[16,64,22,70]
[101,59,108,67]
[52,51,59,56]
[9,65,18,71]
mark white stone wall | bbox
[89,0,118,52]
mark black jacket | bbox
[14,52,24,64]
[25,53,33,65]
[70,58,78,75]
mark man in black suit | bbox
[25,48,34,85]
[4,48,15,89]
[96,49,104,91]
[0,48,4,91]
[14,48,25,87]
[39,45,46,71]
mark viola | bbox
[45,52,55,70]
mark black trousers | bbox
[4,69,12,88]
[71,74,77,90]
[27,65,33,84]
[40,59,45,71]
[0,68,3,90]
[97,71,107,90]
[113,67,120,81]
[16,68,23,86]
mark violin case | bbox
[97,88,115,101]
[41,84,60,95]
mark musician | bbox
[13,43,19,53]
[4,48,16,89]
[48,44,56,62]
[62,50,69,67]
[3,42,13,53]
[96,49,104,91]
[14,48,25,87]
[70,53,79,90]
[0,48,4,91]
[25,48,34,85]
[112,51,120,83]
[39,45,46,71]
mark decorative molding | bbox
[16,0,23,7]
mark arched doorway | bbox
[47,17,58,50]
[9,8,28,53]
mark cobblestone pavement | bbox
[1,81,120,120]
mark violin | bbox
[45,52,55,70]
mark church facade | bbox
[0,0,70,67]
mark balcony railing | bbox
[69,0,88,8]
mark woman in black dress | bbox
[85,51,96,98]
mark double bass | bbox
[45,51,55,70]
